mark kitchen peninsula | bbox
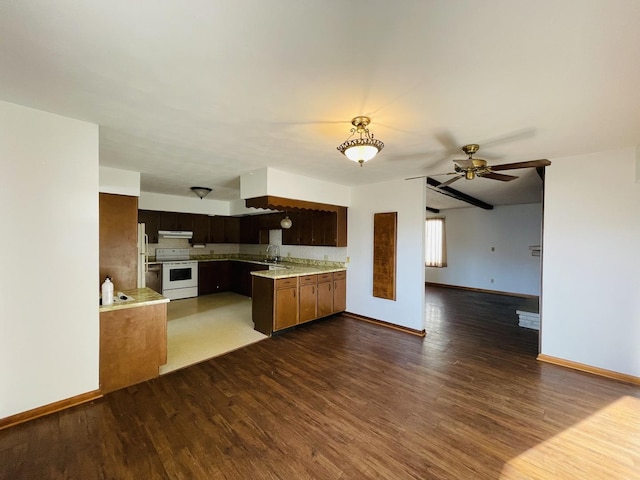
[99,287,170,393]
[251,265,347,335]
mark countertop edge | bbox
[251,267,347,279]
[99,287,169,313]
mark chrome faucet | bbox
[266,244,280,263]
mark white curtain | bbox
[425,217,447,267]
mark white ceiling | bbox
[2,0,640,210]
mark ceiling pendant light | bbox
[280,211,292,229]
[337,116,384,166]
[191,186,212,199]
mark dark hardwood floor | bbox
[2,286,639,479]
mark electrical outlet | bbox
[490,278,494,283]
[323,254,328,260]
[346,256,350,263]
[491,247,495,252]
[287,252,291,257]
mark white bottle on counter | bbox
[101,277,114,306]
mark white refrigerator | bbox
[137,223,148,288]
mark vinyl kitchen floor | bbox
[159,292,268,374]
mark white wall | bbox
[99,166,140,196]
[240,167,351,206]
[541,147,640,378]
[0,101,99,418]
[426,204,543,296]
[139,191,230,215]
[347,178,426,331]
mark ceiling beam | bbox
[426,177,494,210]
[426,206,440,214]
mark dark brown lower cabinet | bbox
[198,261,231,295]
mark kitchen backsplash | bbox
[149,229,347,263]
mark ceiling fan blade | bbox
[479,128,537,148]
[438,175,463,188]
[480,172,519,182]
[490,159,551,171]
[405,174,428,180]
[434,130,459,153]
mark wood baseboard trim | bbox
[426,282,539,300]
[343,312,426,337]
[537,354,640,386]
[0,389,102,431]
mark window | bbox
[425,217,447,267]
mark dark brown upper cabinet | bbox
[192,214,210,244]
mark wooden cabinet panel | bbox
[159,211,178,231]
[199,261,232,295]
[209,216,225,243]
[100,303,167,394]
[275,286,298,330]
[192,214,210,244]
[299,283,317,323]
[176,212,193,231]
[100,193,138,291]
[317,277,334,317]
[224,217,241,243]
[281,209,346,247]
[138,210,160,243]
[240,215,259,244]
[333,271,347,313]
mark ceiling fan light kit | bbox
[337,116,384,166]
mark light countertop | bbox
[99,287,169,313]
[250,265,346,279]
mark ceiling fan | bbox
[431,144,551,188]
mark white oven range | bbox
[156,248,198,300]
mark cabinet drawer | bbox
[333,270,346,280]
[317,273,333,283]
[276,277,298,289]
[299,274,317,286]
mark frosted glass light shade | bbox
[344,144,379,163]
[280,216,292,229]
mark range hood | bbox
[158,230,193,239]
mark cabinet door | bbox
[240,215,259,244]
[224,217,241,243]
[176,212,193,231]
[198,262,216,295]
[159,211,178,231]
[209,216,225,243]
[275,287,298,330]
[299,284,317,323]
[192,214,210,244]
[333,271,347,313]
[317,279,334,317]
[138,210,160,243]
